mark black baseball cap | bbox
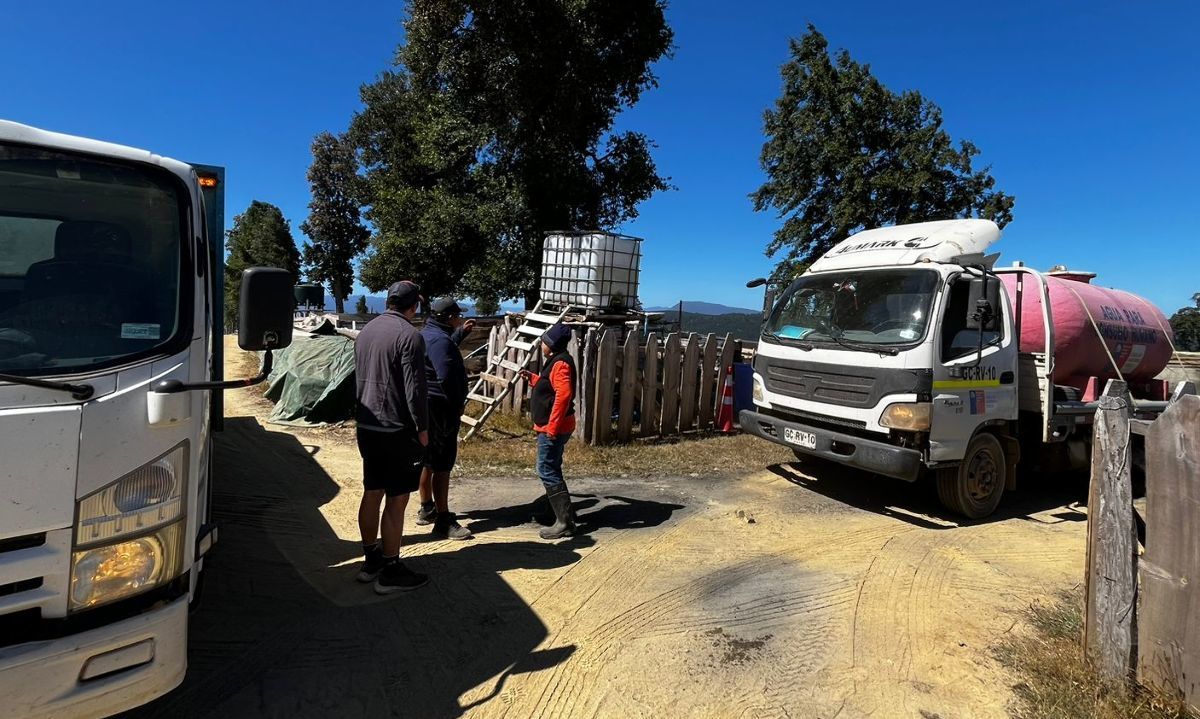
[431,297,464,317]
[386,280,422,310]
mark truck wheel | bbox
[937,433,1006,519]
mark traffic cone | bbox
[715,365,735,433]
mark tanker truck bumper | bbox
[740,409,923,482]
[0,595,188,719]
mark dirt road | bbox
[132,345,1087,719]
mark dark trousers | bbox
[536,432,571,490]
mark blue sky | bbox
[3,1,1197,314]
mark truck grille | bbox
[756,354,932,409]
[0,528,70,624]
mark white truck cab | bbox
[742,219,1188,518]
[0,121,292,718]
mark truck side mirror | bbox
[238,268,294,352]
[965,276,1001,331]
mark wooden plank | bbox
[592,329,618,444]
[717,333,735,421]
[1138,394,1200,711]
[581,329,598,444]
[498,359,525,374]
[617,332,639,442]
[480,372,507,388]
[525,311,565,325]
[566,329,581,421]
[467,393,496,405]
[459,415,479,427]
[660,332,681,435]
[698,333,718,429]
[517,324,547,336]
[640,333,660,438]
[1084,379,1137,681]
[506,338,535,352]
[678,333,700,431]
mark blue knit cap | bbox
[542,324,572,352]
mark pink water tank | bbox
[999,269,1173,390]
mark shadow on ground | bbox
[769,458,1090,528]
[460,492,684,537]
[130,417,586,719]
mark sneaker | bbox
[355,545,385,583]
[432,512,473,541]
[415,501,437,526]
[374,561,429,594]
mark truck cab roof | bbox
[806,219,1000,274]
[0,119,195,185]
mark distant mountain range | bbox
[322,296,523,316]
[646,301,759,316]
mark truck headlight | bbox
[70,522,185,610]
[70,443,188,611]
[880,403,932,431]
[752,375,766,404]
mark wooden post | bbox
[593,329,618,445]
[679,333,700,431]
[717,334,735,396]
[660,332,681,435]
[698,333,718,429]
[485,325,499,399]
[1084,379,1137,681]
[567,329,581,419]
[580,328,598,444]
[640,333,660,438]
[617,332,639,442]
[1137,395,1200,711]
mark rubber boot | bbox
[539,485,576,540]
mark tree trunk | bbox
[333,279,344,314]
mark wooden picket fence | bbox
[476,320,741,444]
[1084,379,1199,712]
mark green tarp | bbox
[263,334,356,426]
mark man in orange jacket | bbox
[519,323,577,540]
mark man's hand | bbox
[462,318,477,333]
[418,430,429,447]
[518,368,533,381]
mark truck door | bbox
[929,274,1018,462]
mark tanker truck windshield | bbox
[0,142,186,377]
[765,268,939,349]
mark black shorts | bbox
[425,398,462,472]
[357,428,424,497]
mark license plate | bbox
[784,427,817,450]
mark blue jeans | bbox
[536,432,571,490]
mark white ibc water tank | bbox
[540,231,642,311]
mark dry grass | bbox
[453,412,795,479]
[997,590,1195,719]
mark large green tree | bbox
[224,201,300,328]
[1169,292,1200,352]
[300,132,370,314]
[351,0,673,305]
[753,26,1015,277]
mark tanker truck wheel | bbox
[937,433,1006,519]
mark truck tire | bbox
[936,432,1007,519]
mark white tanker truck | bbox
[742,219,1193,518]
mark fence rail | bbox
[1085,380,1199,712]
[475,322,742,444]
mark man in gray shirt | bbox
[354,280,430,593]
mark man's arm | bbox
[400,333,429,434]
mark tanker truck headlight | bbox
[752,375,766,405]
[880,402,932,431]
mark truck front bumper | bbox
[740,409,923,482]
[0,595,188,719]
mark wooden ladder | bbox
[460,300,571,441]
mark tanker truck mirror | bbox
[965,276,1001,331]
[238,268,294,352]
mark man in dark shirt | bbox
[416,298,475,540]
[353,280,430,593]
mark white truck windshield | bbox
[0,143,186,376]
[766,268,939,347]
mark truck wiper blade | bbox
[0,372,95,400]
[829,336,900,356]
